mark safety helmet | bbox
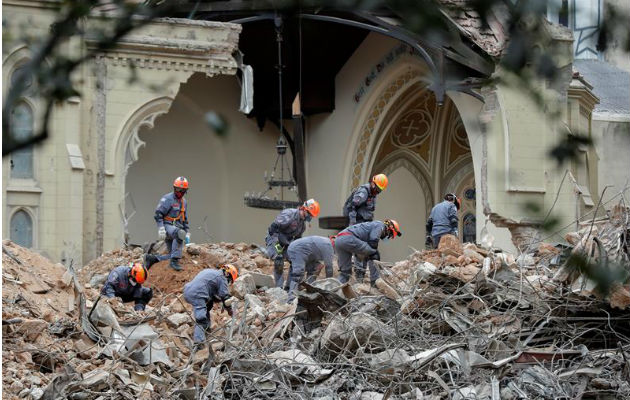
[445,193,461,210]
[173,177,189,190]
[130,263,148,284]
[302,199,320,218]
[221,264,238,284]
[384,219,402,239]
[372,174,388,191]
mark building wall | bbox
[592,117,630,205]
[125,73,284,246]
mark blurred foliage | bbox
[549,134,593,167]
[3,0,630,156]
[564,252,629,297]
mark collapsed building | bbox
[2,203,629,399]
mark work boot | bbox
[169,258,182,271]
[144,253,159,270]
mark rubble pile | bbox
[2,206,629,399]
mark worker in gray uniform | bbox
[425,193,460,249]
[154,176,190,271]
[342,174,388,284]
[101,262,153,311]
[183,264,238,347]
[285,235,335,302]
[335,219,402,286]
[264,199,320,288]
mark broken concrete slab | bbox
[232,274,256,299]
[249,271,275,288]
[166,313,190,328]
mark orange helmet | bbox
[372,174,388,191]
[302,199,320,218]
[173,176,189,190]
[130,263,148,284]
[221,264,238,284]
[384,219,402,239]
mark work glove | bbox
[367,240,379,250]
[158,226,166,240]
[274,243,284,255]
[370,250,381,261]
[425,235,433,248]
[185,232,191,244]
[453,229,459,237]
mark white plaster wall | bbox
[373,166,427,262]
[305,33,400,224]
[126,73,298,245]
[592,118,630,206]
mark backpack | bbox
[342,186,361,217]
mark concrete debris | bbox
[2,204,630,399]
[232,273,256,299]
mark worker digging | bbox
[334,218,402,286]
[342,173,389,284]
[154,176,191,271]
[182,264,238,350]
[285,235,335,302]
[100,261,155,312]
[264,198,321,289]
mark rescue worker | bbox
[342,173,388,284]
[101,262,153,311]
[425,193,461,249]
[155,176,190,271]
[335,219,402,286]
[285,235,335,302]
[183,264,238,348]
[265,199,321,288]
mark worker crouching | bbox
[183,264,238,348]
[101,262,153,311]
[335,219,402,286]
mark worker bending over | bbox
[335,219,402,286]
[264,199,320,288]
[183,264,238,348]
[342,173,388,284]
[101,261,155,312]
[285,235,335,302]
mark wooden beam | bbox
[292,93,307,202]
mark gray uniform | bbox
[101,265,153,311]
[154,192,189,260]
[335,221,385,284]
[286,236,334,302]
[183,269,231,344]
[264,208,307,288]
[427,200,458,248]
[343,184,377,225]
[343,184,379,280]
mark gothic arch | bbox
[343,59,430,199]
[111,96,174,179]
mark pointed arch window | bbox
[10,210,33,248]
[9,101,34,178]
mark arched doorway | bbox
[350,65,479,261]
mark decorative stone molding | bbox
[111,96,173,177]
[350,68,423,188]
[86,18,241,77]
